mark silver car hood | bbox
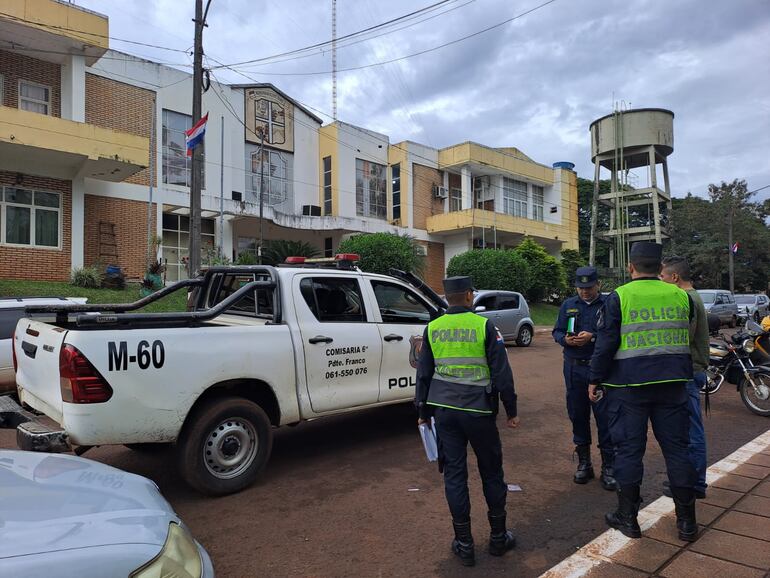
[0,451,176,558]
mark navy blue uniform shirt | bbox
[415,306,517,420]
[553,294,605,359]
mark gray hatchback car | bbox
[472,290,534,346]
[0,449,214,578]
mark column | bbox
[61,54,86,122]
[461,165,472,210]
[70,176,85,269]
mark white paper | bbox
[419,421,438,462]
[507,484,522,492]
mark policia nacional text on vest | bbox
[602,280,692,388]
[426,312,493,413]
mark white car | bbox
[0,297,87,395]
[0,449,214,578]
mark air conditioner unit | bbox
[414,244,428,256]
[433,185,448,199]
[302,204,322,216]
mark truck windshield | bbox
[698,291,716,304]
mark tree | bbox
[577,177,611,264]
[261,240,319,266]
[446,249,531,294]
[557,248,586,302]
[337,233,424,275]
[513,238,566,302]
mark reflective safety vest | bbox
[426,312,493,414]
[603,280,693,388]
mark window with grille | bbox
[532,185,544,221]
[356,159,387,220]
[323,156,332,215]
[19,81,50,115]
[1,186,60,248]
[162,110,205,188]
[503,178,528,218]
[449,187,462,212]
[248,148,289,206]
[391,163,401,221]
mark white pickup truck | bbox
[10,257,446,495]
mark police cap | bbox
[574,266,599,288]
[443,276,474,295]
[629,241,663,261]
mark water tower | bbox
[588,107,674,274]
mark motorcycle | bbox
[704,320,770,417]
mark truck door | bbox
[295,275,382,413]
[368,279,433,403]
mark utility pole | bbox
[727,196,735,293]
[258,127,265,264]
[189,0,212,277]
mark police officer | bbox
[553,266,616,490]
[589,242,698,542]
[415,276,519,567]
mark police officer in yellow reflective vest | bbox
[415,276,519,567]
[589,242,699,542]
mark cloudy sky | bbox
[76,0,770,199]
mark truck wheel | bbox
[176,398,273,496]
[516,324,533,347]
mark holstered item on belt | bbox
[566,357,591,366]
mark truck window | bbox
[300,278,365,323]
[371,281,431,324]
[206,273,273,318]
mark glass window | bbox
[498,294,520,310]
[1,186,60,248]
[391,163,401,221]
[503,178,528,218]
[474,295,497,311]
[532,185,544,222]
[19,81,50,115]
[372,281,431,324]
[324,237,333,258]
[356,159,387,220]
[449,187,462,212]
[323,156,332,215]
[161,212,215,281]
[246,147,292,207]
[205,272,274,319]
[162,110,205,188]
[300,277,366,322]
[698,291,715,304]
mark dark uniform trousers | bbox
[564,361,612,450]
[434,407,507,521]
[606,382,696,488]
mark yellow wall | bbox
[426,209,573,245]
[0,0,109,51]
[319,124,339,215]
[439,142,552,184]
[0,106,148,166]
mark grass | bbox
[0,279,187,313]
[530,302,559,327]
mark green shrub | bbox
[338,233,424,275]
[262,240,319,266]
[513,238,566,302]
[235,251,258,265]
[71,266,102,289]
[446,249,531,293]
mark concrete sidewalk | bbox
[540,429,770,578]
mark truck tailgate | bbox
[14,320,67,423]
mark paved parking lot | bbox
[2,329,768,577]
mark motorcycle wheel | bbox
[739,372,770,417]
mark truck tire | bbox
[176,397,273,496]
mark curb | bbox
[539,428,770,578]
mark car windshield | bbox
[698,291,716,304]
[735,296,756,304]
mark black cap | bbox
[574,266,599,288]
[443,276,474,294]
[630,242,663,261]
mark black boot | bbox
[574,445,594,484]
[605,485,642,538]
[488,512,516,556]
[600,451,618,491]
[670,487,699,542]
[451,520,475,567]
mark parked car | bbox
[697,290,739,327]
[0,449,214,578]
[0,297,87,395]
[472,290,534,346]
[735,294,770,324]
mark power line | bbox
[219,0,559,76]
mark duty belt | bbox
[566,357,591,366]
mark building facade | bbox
[0,1,578,292]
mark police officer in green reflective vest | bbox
[415,276,520,567]
[589,242,699,542]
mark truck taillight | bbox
[59,344,113,404]
[11,330,18,373]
